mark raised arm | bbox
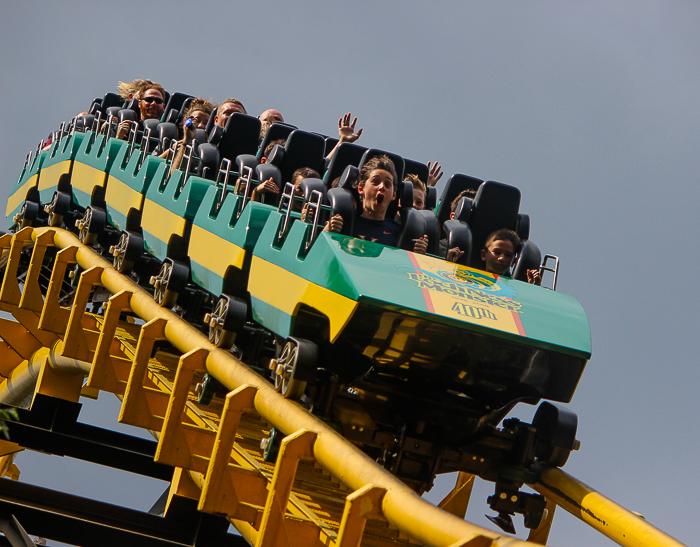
[326,113,364,159]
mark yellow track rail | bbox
[0,227,686,547]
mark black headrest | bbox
[106,106,122,120]
[359,148,405,183]
[278,130,326,184]
[257,123,297,160]
[397,180,414,210]
[417,209,440,255]
[323,142,367,186]
[89,100,102,115]
[101,92,123,112]
[125,98,140,113]
[158,122,178,152]
[143,118,160,134]
[454,197,472,222]
[236,154,258,175]
[205,106,218,135]
[327,187,355,236]
[194,129,208,145]
[164,92,194,119]
[513,240,541,282]
[267,145,285,166]
[435,174,483,226]
[299,178,327,203]
[220,113,262,162]
[74,114,94,132]
[208,124,223,146]
[197,143,219,180]
[396,208,427,252]
[118,109,137,123]
[404,158,429,184]
[255,163,282,189]
[442,220,472,266]
[164,109,180,125]
[425,186,438,211]
[516,213,530,242]
[339,165,358,189]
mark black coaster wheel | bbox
[272,337,318,400]
[533,401,579,467]
[150,258,189,308]
[204,294,247,348]
[45,191,71,227]
[110,230,142,274]
[75,206,106,245]
[13,200,40,230]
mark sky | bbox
[1,2,699,546]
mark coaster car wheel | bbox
[75,206,106,245]
[110,230,143,274]
[44,191,71,227]
[204,294,247,348]
[13,200,40,230]
[149,258,188,308]
[272,337,318,400]
[533,401,579,467]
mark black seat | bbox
[323,142,367,187]
[404,158,429,184]
[435,174,483,227]
[417,209,440,255]
[425,186,438,211]
[513,240,541,282]
[396,208,427,252]
[324,136,339,156]
[257,123,297,160]
[157,122,178,153]
[466,181,521,269]
[100,92,124,113]
[359,148,405,183]
[274,130,326,184]
[163,92,194,124]
[441,196,473,266]
[219,113,261,162]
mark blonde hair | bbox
[117,78,161,100]
[405,173,426,194]
[183,98,214,119]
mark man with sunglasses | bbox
[115,83,166,140]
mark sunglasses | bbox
[141,97,164,105]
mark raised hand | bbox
[427,161,443,187]
[338,113,363,143]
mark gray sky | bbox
[1,2,699,546]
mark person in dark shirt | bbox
[324,155,428,253]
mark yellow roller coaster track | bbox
[0,226,685,547]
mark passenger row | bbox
[47,78,544,286]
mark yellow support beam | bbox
[532,467,687,547]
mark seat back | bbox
[219,113,261,163]
[163,92,194,124]
[396,208,427,252]
[323,142,367,186]
[404,158,429,185]
[466,181,521,269]
[359,148,405,183]
[416,209,440,255]
[257,123,297,160]
[425,186,438,210]
[100,92,124,113]
[513,240,541,282]
[277,130,326,184]
[435,173,483,226]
